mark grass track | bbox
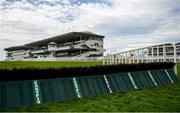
[0,61,102,69]
[2,62,180,112]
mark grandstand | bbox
[4,31,105,61]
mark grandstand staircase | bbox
[79,49,106,57]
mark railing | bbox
[103,42,180,75]
[23,57,103,61]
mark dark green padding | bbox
[167,69,178,82]
[130,71,155,88]
[105,69,178,93]
[150,69,173,85]
[0,69,178,110]
[39,78,76,103]
[106,73,134,92]
[0,81,34,109]
[76,75,109,97]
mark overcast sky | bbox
[0,0,180,60]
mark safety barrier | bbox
[0,63,178,109]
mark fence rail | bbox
[22,57,103,61]
[103,42,180,74]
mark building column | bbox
[112,55,114,65]
[157,46,159,62]
[141,49,144,63]
[133,51,135,64]
[137,50,139,64]
[118,54,121,64]
[146,48,149,63]
[163,44,166,62]
[114,55,116,65]
[121,54,123,64]
[107,56,109,65]
[151,47,154,63]
[172,43,177,75]
[122,53,125,64]
[110,55,112,65]
[125,52,128,64]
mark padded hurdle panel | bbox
[150,69,174,85]
[39,78,77,103]
[0,81,34,109]
[130,71,156,88]
[105,69,178,93]
[0,68,178,110]
[76,75,109,97]
[106,73,134,92]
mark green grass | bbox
[3,62,180,112]
[0,61,103,69]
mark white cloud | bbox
[0,0,180,60]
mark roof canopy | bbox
[25,31,104,47]
[4,31,104,51]
[4,45,34,51]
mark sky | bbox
[0,0,180,60]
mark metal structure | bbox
[103,42,180,74]
[4,31,105,61]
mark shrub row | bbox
[0,62,175,81]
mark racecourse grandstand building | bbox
[4,31,105,61]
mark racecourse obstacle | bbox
[0,63,178,109]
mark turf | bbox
[2,62,180,112]
[0,61,102,69]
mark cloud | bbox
[0,0,180,60]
